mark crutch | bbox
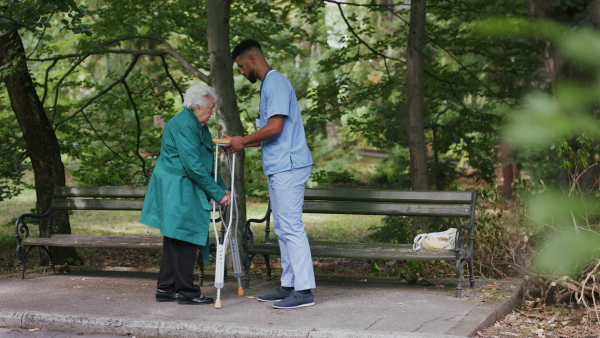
[211,137,244,309]
[216,139,245,297]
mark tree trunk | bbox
[0,31,80,265]
[406,0,429,192]
[206,0,248,243]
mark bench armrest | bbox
[453,190,478,261]
[14,208,54,245]
[242,202,272,252]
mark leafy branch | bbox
[29,35,207,125]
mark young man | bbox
[226,39,315,309]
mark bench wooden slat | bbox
[54,186,147,198]
[248,241,456,260]
[302,201,472,217]
[52,199,144,210]
[304,189,473,203]
[22,234,162,249]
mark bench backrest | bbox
[52,186,477,219]
[52,186,147,211]
[303,188,476,218]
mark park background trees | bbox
[1,0,599,315]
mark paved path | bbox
[0,269,522,337]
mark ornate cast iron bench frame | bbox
[14,186,212,283]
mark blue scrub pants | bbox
[267,165,316,291]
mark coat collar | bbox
[183,107,202,129]
[183,107,213,150]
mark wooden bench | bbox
[14,186,210,282]
[242,188,478,297]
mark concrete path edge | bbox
[0,310,469,338]
[447,280,524,336]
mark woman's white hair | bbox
[182,84,218,109]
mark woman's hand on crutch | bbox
[218,192,231,207]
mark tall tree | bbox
[206,0,247,239]
[406,0,428,191]
[0,2,88,264]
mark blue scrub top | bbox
[257,71,313,176]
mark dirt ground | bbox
[478,305,600,337]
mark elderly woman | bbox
[140,83,230,305]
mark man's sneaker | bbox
[257,286,292,302]
[273,291,315,309]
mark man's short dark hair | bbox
[232,39,262,60]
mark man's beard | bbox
[247,69,257,84]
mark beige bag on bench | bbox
[412,228,457,251]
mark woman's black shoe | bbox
[155,289,178,302]
[177,295,215,305]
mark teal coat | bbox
[140,108,226,263]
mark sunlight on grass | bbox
[0,189,36,228]
[304,214,381,241]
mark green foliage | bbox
[0,0,91,196]
[2,0,309,193]
[366,216,413,244]
[367,214,461,245]
[56,73,171,185]
[529,189,600,277]
[370,259,429,285]
[300,0,539,187]
[481,17,600,283]
[371,146,412,189]
[243,146,268,198]
[0,0,90,36]
[0,116,29,200]
[66,257,82,266]
[310,169,355,187]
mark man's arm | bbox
[225,115,284,153]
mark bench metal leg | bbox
[16,245,27,279]
[199,263,205,287]
[243,252,255,289]
[455,260,464,298]
[43,247,55,273]
[196,249,204,287]
[19,246,55,279]
[468,257,475,288]
[263,254,272,279]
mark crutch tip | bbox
[215,299,222,309]
[237,287,244,296]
